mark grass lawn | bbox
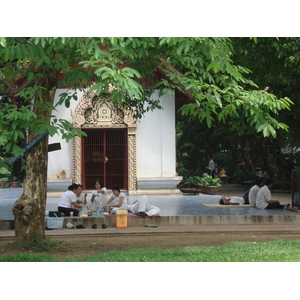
[1,239,300,262]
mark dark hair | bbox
[68,184,80,191]
[95,179,102,187]
[77,184,82,188]
[219,198,224,205]
[264,178,273,186]
[255,178,264,186]
[111,184,120,192]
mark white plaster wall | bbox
[47,89,84,179]
[136,90,176,178]
[47,89,177,183]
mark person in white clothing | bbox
[248,178,264,206]
[75,184,87,206]
[105,184,128,214]
[219,195,245,205]
[58,184,83,216]
[88,179,108,208]
[207,156,215,176]
[256,178,290,209]
[128,195,160,217]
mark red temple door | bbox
[81,129,128,190]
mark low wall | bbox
[2,214,300,231]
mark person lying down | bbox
[219,195,246,205]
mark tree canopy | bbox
[177,37,300,185]
[0,37,293,158]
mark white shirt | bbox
[111,192,128,210]
[76,193,84,203]
[256,185,272,209]
[229,197,245,205]
[90,188,108,207]
[58,190,77,208]
[208,159,215,171]
[249,185,260,206]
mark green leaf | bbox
[12,144,23,156]
[0,37,7,47]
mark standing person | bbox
[58,184,83,216]
[89,179,108,208]
[207,156,215,177]
[248,178,264,206]
[256,178,290,210]
[105,184,128,214]
[128,195,160,217]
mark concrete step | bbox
[2,214,300,231]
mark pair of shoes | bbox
[284,203,291,210]
[92,224,97,229]
[136,212,148,217]
[144,224,158,228]
[102,224,107,229]
[76,224,85,229]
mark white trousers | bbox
[128,195,160,216]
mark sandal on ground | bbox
[76,224,85,229]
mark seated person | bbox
[105,184,128,214]
[219,195,245,205]
[248,178,264,206]
[75,184,87,206]
[58,184,83,216]
[256,178,290,210]
[89,179,108,208]
[128,195,160,217]
[219,167,229,184]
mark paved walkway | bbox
[0,185,295,220]
[1,183,298,238]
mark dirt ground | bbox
[1,231,299,259]
[0,184,296,259]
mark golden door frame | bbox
[71,85,137,190]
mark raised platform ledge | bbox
[128,189,182,196]
[136,176,183,190]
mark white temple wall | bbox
[47,88,182,190]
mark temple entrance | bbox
[72,86,137,191]
[81,129,128,190]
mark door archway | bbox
[71,85,137,191]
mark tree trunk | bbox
[13,76,56,241]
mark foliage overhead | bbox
[0,37,293,157]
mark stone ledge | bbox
[2,214,300,231]
[137,177,183,190]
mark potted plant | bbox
[0,157,12,188]
[178,176,204,194]
[0,157,25,188]
[198,175,221,195]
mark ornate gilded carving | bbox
[128,133,137,191]
[84,97,125,125]
[72,136,82,184]
[71,84,137,190]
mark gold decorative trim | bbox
[127,128,137,190]
[71,85,137,190]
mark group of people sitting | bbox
[57,179,160,217]
[219,178,291,210]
